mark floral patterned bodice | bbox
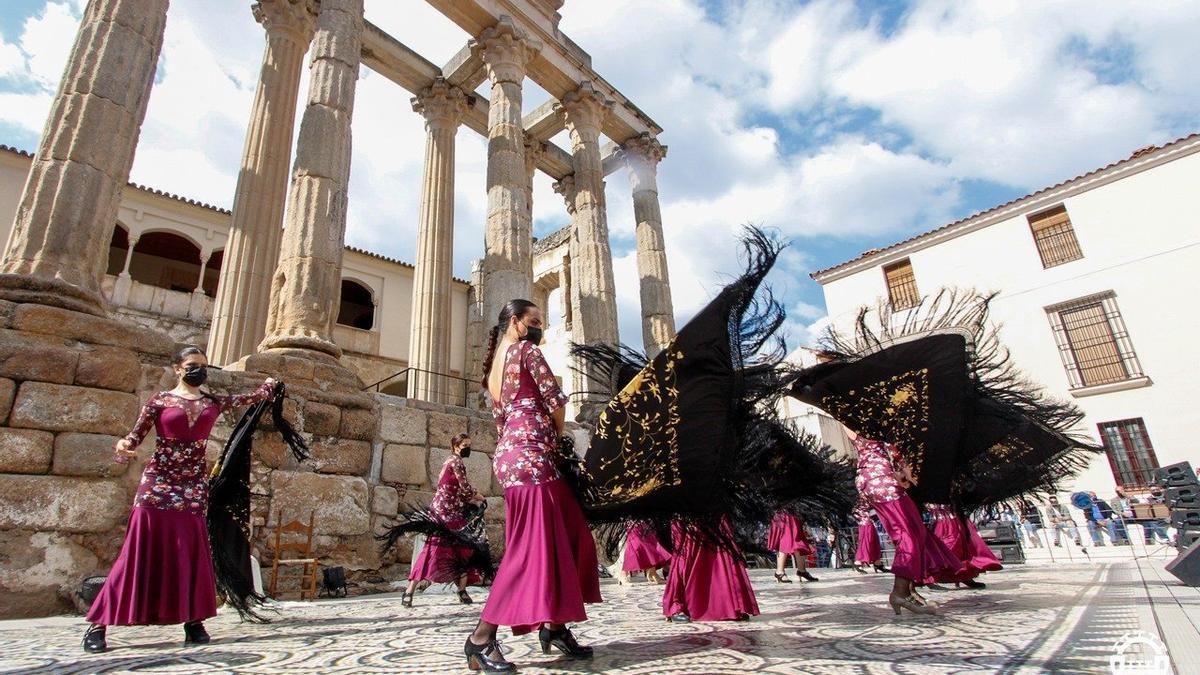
[490,341,569,488]
[123,383,273,515]
[853,436,906,505]
[429,455,482,529]
[852,498,872,524]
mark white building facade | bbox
[810,135,1200,498]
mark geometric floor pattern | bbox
[0,562,1162,674]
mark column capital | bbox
[411,78,471,132]
[470,15,542,85]
[621,132,667,167]
[253,0,318,43]
[555,81,612,137]
[524,135,546,174]
[552,174,577,215]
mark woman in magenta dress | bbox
[926,504,1002,589]
[465,300,600,673]
[83,346,274,653]
[849,430,961,615]
[768,511,818,583]
[662,518,759,623]
[852,500,888,573]
[623,521,669,583]
[402,432,485,607]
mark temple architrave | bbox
[0,0,678,618]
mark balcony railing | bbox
[364,367,473,407]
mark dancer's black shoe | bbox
[958,579,986,589]
[538,626,593,658]
[401,590,414,607]
[773,572,792,583]
[458,589,474,604]
[799,571,819,582]
[82,625,107,653]
[873,563,890,573]
[924,583,950,591]
[667,612,691,623]
[183,621,210,645]
[465,636,516,673]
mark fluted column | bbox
[408,78,469,403]
[471,16,541,326]
[623,133,675,358]
[557,82,618,348]
[209,0,316,366]
[260,0,363,358]
[0,1,169,315]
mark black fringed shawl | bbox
[208,382,309,621]
[376,503,494,582]
[789,289,1098,513]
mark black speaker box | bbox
[977,522,1019,544]
[1166,538,1200,586]
[1171,509,1200,531]
[992,543,1026,564]
[1156,462,1198,487]
[1166,485,1199,507]
[1178,529,1200,550]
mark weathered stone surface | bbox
[75,345,140,392]
[254,433,290,469]
[303,401,341,436]
[0,377,14,424]
[426,447,452,485]
[380,444,426,485]
[310,437,371,475]
[468,416,497,455]
[51,433,125,477]
[0,530,100,618]
[371,485,399,517]
[0,329,78,384]
[9,382,139,436]
[338,406,377,441]
[427,411,467,448]
[269,471,369,536]
[11,305,174,355]
[379,402,426,445]
[321,532,380,570]
[138,364,173,393]
[462,451,494,495]
[0,428,54,473]
[0,475,127,532]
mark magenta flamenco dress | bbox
[479,341,601,636]
[409,455,484,584]
[926,504,1002,582]
[622,522,671,573]
[853,500,883,564]
[87,383,273,626]
[853,436,962,583]
[662,518,760,621]
[767,512,813,557]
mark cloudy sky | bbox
[0,0,1196,350]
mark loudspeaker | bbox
[1171,509,1200,531]
[1165,538,1200,586]
[1156,462,1198,487]
[992,543,1026,564]
[1179,530,1200,550]
[977,522,1019,544]
[1166,486,1199,508]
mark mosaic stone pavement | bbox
[0,562,1159,674]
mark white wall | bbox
[818,147,1200,499]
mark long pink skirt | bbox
[480,478,601,635]
[86,506,217,625]
[872,495,962,584]
[408,536,481,585]
[623,525,670,572]
[931,515,1003,582]
[662,522,759,621]
[767,512,812,555]
[855,520,882,564]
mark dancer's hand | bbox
[113,438,137,464]
[264,377,278,388]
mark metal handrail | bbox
[363,366,475,404]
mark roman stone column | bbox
[408,78,469,403]
[209,0,316,366]
[260,0,363,358]
[471,16,541,327]
[0,1,169,315]
[524,137,545,224]
[557,82,618,348]
[623,133,675,358]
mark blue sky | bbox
[0,0,1196,350]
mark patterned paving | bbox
[0,562,1166,673]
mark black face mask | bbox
[182,365,208,386]
[459,447,472,459]
[521,323,543,346]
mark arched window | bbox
[337,279,375,330]
[106,225,130,276]
[129,231,202,293]
[202,249,224,296]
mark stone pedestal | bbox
[209,0,316,366]
[0,0,169,315]
[623,133,675,358]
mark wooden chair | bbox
[269,510,319,601]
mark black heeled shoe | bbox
[958,579,986,589]
[925,583,950,591]
[401,591,414,607]
[82,624,107,653]
[873,563,891,573]
[853,564,869,574]
[183,621,210,645]
[773,572,793,583]
[799,571,819,582]
[667,611,691,623]
[458,589,474,604]
[538,625,593,659]
[464,636,515,673]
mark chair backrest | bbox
[273,510,315,558]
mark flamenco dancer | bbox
[464,300,599,673]
[925,504,1001,589]
[769,510,819,583]
[663,518,760,623]
[83,346,275,653]
[400,433,486,607]
[622,521,670,584]
[852,501,889,574]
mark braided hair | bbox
[480,299,537,389]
